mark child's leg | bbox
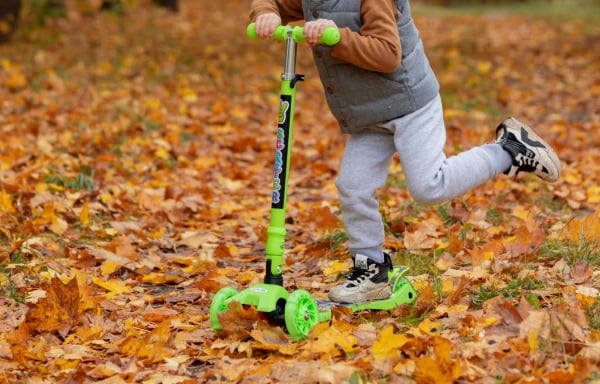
[335,131,396,263]
[387,95,512,205]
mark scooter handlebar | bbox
[247,23,340,46]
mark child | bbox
[250,0,561,304]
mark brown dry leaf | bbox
[120,320,174,364]
[494,298,523,328]
[569,260,594,284]
[446,276,471,306]
[270,360,357,384]
[203,357,261,382]
[404,219,441,250]
[217,300,264,338]
[306,205,340,231]
[25,277,81,338]
[0,298,28,333]
[142,305,179,322]
[250,325,297,355]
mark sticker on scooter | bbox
[272,95,292,209]
[278,99,289,124]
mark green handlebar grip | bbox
[247,23,259,40]
[292,26,340,45]
[247,23,289,41]
[247,23,340,46]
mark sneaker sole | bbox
[496,117,561,182]
[328,284,392,304]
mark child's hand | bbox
[255,13,282,39]
[304,19,338,46]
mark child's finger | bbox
[255,13,281,38]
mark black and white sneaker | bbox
[328,253,392,304]
[495,117,561,182]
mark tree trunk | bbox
[0,0,22,44]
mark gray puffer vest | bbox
[303,0,439,134]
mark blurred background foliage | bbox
[0,0,177,43]
[2,0,600,44]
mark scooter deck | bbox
[316,265,417,322]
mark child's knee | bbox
[408,183,447,206]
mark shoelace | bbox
[516,154,539,173]
[346,268,373,284]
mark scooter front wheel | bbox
[210,287,238,330]
[284,289,319,340]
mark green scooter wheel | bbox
[210,287,238,330]
[284,289,319,340]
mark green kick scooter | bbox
[209,23,417,340]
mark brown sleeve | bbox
[249,0,304,25]
[332,0,402,73]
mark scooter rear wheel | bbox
[284,289,319,340]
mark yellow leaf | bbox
[79,201,90,227]
[155,147,169,160]
[587,185,600,203]
[100,260,121,275]
[149,226,165,239]
[143,98,161,109]
[476,60,492,75]
[528,328,538,351]
[512,204,531,221]
[0,191,15,213]
[484,317,498,326]
[302,325,357,357]
[102,227,118,236]
[446,304,469,313]
[322,260,350,276]
[415,336,462,384]
[142,272,184,284]
[50,217,69,235]
[5,71,27,90]
[93,278,132,298]
[563,168,582,185]
[418,318,443,335]
[179,88,198,103]
[373,326,409,360]
[565,209,600,243]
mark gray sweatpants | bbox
[335,95,512,263]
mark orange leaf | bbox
[25,277,81,338]
[217,300,263,338]
[120,320,173,364]
[415,336,462,384]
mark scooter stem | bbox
[264,29,304,285]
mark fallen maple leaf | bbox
[217,300,263,338]
[120,320,174,364]
[372,326,410,360]
[414,336,463,384]
[24,277,81,338]
[301,324,358,358]
[250,324,297,355]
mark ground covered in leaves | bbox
[1,0,599,382]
